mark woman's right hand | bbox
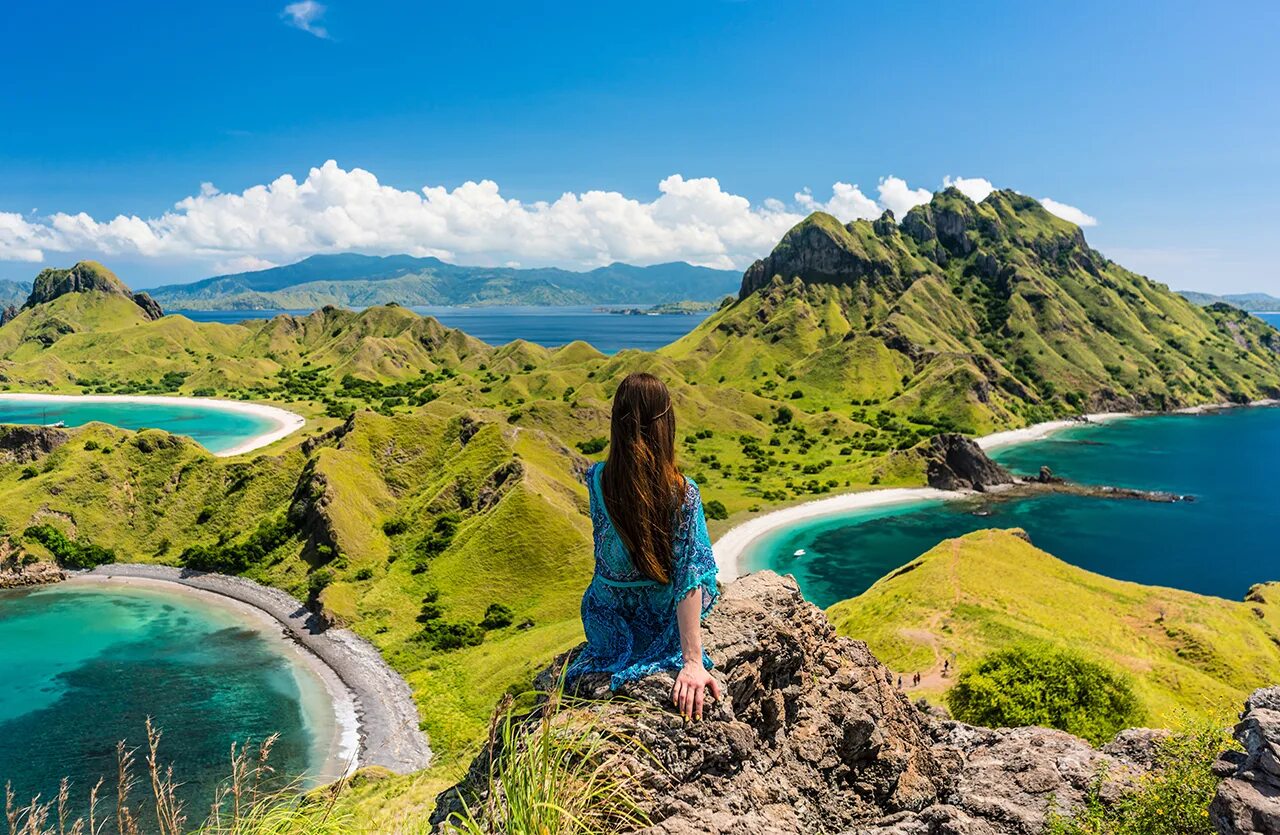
[672,662,721,721]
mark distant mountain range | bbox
[143,254,740,310]
[1179,290,1280,313]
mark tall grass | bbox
[441,679,654,835]
[3,719,350,835]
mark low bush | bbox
[945,645,1142,745]
[23,524,116,569]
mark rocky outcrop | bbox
[22,261,163,320]
[1211,687,1280,834]
[923,433,1014,492]
[0,558,65,588]
[0,304,17,325]
[432,572,1154,834]
[739,214,909,299]
[0,424,70,463]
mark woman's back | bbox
[570,461,718,689]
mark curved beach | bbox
[0,393,306,457]
[713,411,1133,582]
[76,565,432,776]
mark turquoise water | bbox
[745,407,1280,609]
[0,583,333,815]
[0,397,276,453]
[176,305,712,354]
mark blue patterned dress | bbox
[566,462,719,690]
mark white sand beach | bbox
[0,393,306,456]
[72,565,432,777]
[714,412,1137,582]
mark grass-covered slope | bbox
[0,407,593,774]
[826,528,1280,724]
[668,190,1280,435]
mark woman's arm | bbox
[672,587,721,720]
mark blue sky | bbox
[1,0,1277,293]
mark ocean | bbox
[745,406,1280,609]
[0,582,337,818]
[173,305,713,354]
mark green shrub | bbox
[382,517,409,536]
[22,524,116,569]
[576,437,608,455]
[417,618,485,651]
[307,568,334,597]
[481,603,515,630]
[180,516,293,574]
[352,566,375,581]
[946,645,1142,745]
[1048,716,1233,835]
[702,499,729,521]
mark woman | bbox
[566,372,721,720]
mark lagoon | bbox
[745,406,1280,609]
[0,581,343,814]
[0,394,302,455]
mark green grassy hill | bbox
[1,189,1279,818]
[827,528,1280,724]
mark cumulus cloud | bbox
[0,164,1101,272]
[876,176,932,218]
[1039,197,1098,227]
[281,1,329,39]
[795,182,880,220]
[943,175,995,202]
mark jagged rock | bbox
[432,572,1151,835]
[739,215,908,299]
[0,557,65,588]
[1211,687,1280,834]
[0,304,17,325]
[1036,465,1064,484]
[923,434,1014,492]
[0,425,69,464]
[131,291,164,321]
[21,261,163,320]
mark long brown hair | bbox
[601,372,685,583]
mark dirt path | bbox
[889,539,962,694]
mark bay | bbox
[744,407,1280,609]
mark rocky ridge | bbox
[21,261,163,320]
[1211,687,1280,834]
[432,572,1162,834]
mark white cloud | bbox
[1039,197,1098,227]
[215,255,278,274]
[0,164,1103,273]
[281,1,329,39]
[876,176,932,218]
[943,175,995,202]
[794,182,880,220]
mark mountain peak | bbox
[738,211,911,298]
[23,261,163,320]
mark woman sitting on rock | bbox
[566,371,721,721]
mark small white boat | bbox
[793,548,807,557]
[49,420,66,428]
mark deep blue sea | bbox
[174,306,712,354]
[0,583,338,818]
[0,396,276,454]
[746,406,1280,609]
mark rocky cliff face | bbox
[432,572,1158,834]
[22,261,164,320]
[0,425,70,464]
[922,433,1014,492]
[1211,687,1280,835]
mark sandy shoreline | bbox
[713,401,1279,581]
[77,565,432,776]
[0,393,306,457]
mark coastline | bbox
[713,400,1280,582]
[76,564,432,776]
[0,392,306,457]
